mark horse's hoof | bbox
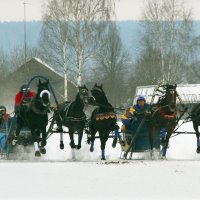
[70,142,75,149]
[76,145,81,150]
[196,147,200,153]
[60,143,64,150]
[101,157,106,160]
[40,147,46,154]
[161,156,167,160]
[90,146,94,152]
[41,140,47,147]
[112,138,117,148]
[35,150,41,157]
[12,136,18,146]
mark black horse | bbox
[55,85,89,151]
[13,79,51,157]
[191,103,200,153]
[88,84,118,160]
[148,84,177,158]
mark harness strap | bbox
[60,102,86,122]
[96,112,117,120]
[30,97,49,115]
[160,111,176,120]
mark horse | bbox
[13,79,51,157]
[88,84,118,160]
[55,85,89,152]
[191,103,200,153]
[148,84,177,158]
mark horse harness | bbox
[58,102,86,122]
[95,112,117,121]
[151,105,177,121]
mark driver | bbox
[15,84,35,113]
[12,84,35,145]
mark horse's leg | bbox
[162,126,173,158]
[148,125,154,157]
[112,129,119,148]
[160,127,167,158]
[32,129,41,157]
[99,132,110,160]
[76,130,83,150]
[12,116,24,145]
[40,127,47,154]
[69,129,75,149]
[193,122,200,153]
[60,131,64,150]
[68,129,76,160]
[89,127,96,152]
[161,128,166,146]
[55,114,64,149]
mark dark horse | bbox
[88,84,118,160]
[191,103,200,153]
[13,79,51,157]
[148,84,177,158]
[55,85,89,152]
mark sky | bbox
[0,0,200,21]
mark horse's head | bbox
[37,79,51,107]
[164,84,177,112]
[90,83,105,104]
[78,85,89,104]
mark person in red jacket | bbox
[13,84,36,145]
[15,84,35,113]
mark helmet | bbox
[20,84,30,93]
[0,106,6,116]
[137,96,146,102]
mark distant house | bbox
[134,84,200,105]
[0,57,77,112]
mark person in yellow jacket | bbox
[121,106,136,132]
[112,96,150,148]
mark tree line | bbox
[1,0,200,107]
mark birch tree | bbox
[139,0,194,84]
[39,0,115,100]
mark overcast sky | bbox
[0,0,200,22]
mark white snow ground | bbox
[0,121,200,200]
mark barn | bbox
[0,57,77,112]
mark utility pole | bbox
[24,1,27,70]
[23,1,31,80]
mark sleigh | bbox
[118,117,161,160]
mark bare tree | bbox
[140,0,194,84]
[88,22,130,106]
[0,49,9,79]
[39,0,115,100]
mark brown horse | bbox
[148,84,177,158]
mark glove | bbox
[145,110,151,116]
[125,111,133,118]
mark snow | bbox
[0,121,200,200]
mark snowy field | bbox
[0,121,200,200]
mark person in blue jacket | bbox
[112,96,150,147]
